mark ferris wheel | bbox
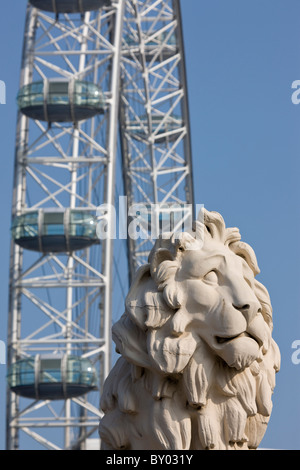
[6,0,194,450]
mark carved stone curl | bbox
[99,209,280,450]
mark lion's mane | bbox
[99,209,280,450]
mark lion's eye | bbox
[203,270,218,285]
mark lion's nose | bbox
[233,303,250,312]
[233,303,262,323]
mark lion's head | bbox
[99,209,280,450]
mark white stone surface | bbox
[99,208,280,450]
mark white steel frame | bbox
[7,0,124,450]
[120,0,194,279]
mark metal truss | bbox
[120,0,194,279]
[7,1,124,450]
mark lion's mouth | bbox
[215,331,258,345]
[216,333,242,344]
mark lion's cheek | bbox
[183,280,219,313]
[216,337,260,371]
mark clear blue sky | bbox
[0,0,299,450]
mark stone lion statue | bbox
[99,208,280,450]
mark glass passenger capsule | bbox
[29,0,110,13]
[7,355,98,400]
[124,32,177,61]
[12,208,99,253]
[127,114,183,142]
[17,78,105,122]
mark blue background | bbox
[0,0,299,450]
